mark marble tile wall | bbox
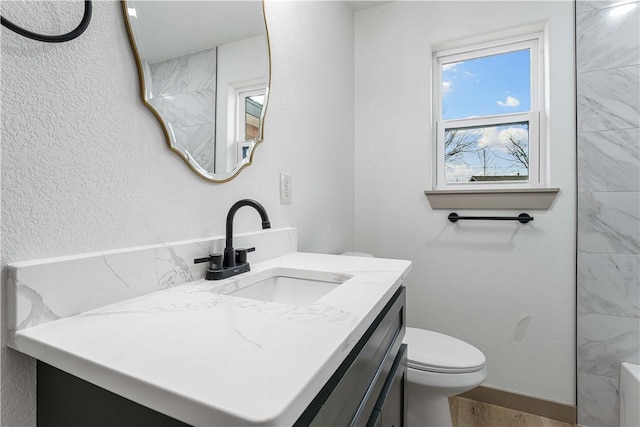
[576,1,640,426]
[148,48,217,171]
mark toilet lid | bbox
[403,327,486,373]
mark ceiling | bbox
[128,1,265,63]
[347,1,393,12]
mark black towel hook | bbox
[1,1,92,43]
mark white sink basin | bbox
[226,267,352,305]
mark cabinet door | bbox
[368,344,407,427]
[37,361,190,427]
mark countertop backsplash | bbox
[7,227,297,341]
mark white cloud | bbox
[497,96,520,107]
[477,126,528,151]
[442,81,453,93]
[442,61,463,72]
[445,162,474,183]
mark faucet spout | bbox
[224,199,271,268]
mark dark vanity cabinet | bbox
[37,362,191,427]
[295,286,407,427]
[37,287,407,427]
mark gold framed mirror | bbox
[121,0,270,182]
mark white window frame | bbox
[237,87,266,142]
[233,84,266,164]
[433,33,545,191]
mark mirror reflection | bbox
[123,1,270,182]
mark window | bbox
[433,33,544,190]
[236,87,266,162]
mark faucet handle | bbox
[235,247,255,265]
[194,253,223,271]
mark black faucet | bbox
[195,199,271,280]
[224,199,271,267]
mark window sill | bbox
[424,188,559,210]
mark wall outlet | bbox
[280,173,292,205]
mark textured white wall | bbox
[0,1,354,425]
[354,1,576,404]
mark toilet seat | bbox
[403,327,486,374]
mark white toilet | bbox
[339,252,487,426]
[402,327,487,427]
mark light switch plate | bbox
[280,173,291,205]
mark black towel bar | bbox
[448,212,534,224]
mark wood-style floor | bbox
[450,397,577,427]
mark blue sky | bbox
[442,49,531,120]
[441,49,532,182]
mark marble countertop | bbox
[12,252,412,426]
